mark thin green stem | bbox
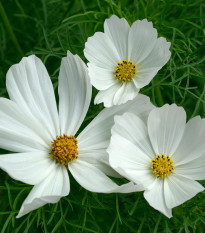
[0,2,24,56]
[155,80,164,106]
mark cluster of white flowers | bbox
[0,15,204,219]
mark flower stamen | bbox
[50,135,78,165]
[114,60,136,83]
[151,154,175,178]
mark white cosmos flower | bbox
[0,51,154,218]
[108,104,205,218]
[84,15,171,107]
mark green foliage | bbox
[0,0,204,232]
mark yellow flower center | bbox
[50,135,78,165]
[114,60,136,83]
[151,154,175,178]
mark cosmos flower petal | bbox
[108,134,156,188]
[126,169,156,190]
[69,160,143,193]
[58,51,92,135]
[104,15,130,59]
[78,94,154,151]
[113,82,139,106]
[148,104,186,156]
[16,165,69,218]
[94,83,121,107]
[111,112,154,158]
[139,37,171,69]
[0,151,55,185]
[173,116,205,165]
[78,149,121,178]
[133,67,160,89]
[128,19,158,64]
[173,116,205,180]
[6,55,59,138]
[84,32,120,69]
[87,63,116,91]
[175,167,205,181]
[108,134,150,169]
[174,155,205,180]
[0,98,51,152]
[164,174,204,209]
[144,179,172,218]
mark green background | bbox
[0,0,205,232]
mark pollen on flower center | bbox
[151,154,175,178]
[114,60,136,83]
[50,135,78,165]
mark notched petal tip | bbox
[15,165,70,218]
[58,49,92,135]
[105,14,128,25]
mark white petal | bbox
[0,98,50,152]
[104,15,130,60]
[69,159,143,193]
[108,134,151,170]
[16,165,69,218]
[164,174,204,209]
[144,179,172,218]
[125,169,156,190]
[78,94,154,152]
[108,134,155,189]
[94,83,121,107]
[87,63,116,91]
[174,154,205,180]
[133,67,159,89]
[128,19,158,64]
[58,51,92,135]
[111,112,154,158]
[6,55,59,138]
[148,104,186,156]
[0,151,55,185]
[84,32,120,69]
[139,37,171,69]
[78,149,121,178]
[113,81,139,106]
[173,116,205,165]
